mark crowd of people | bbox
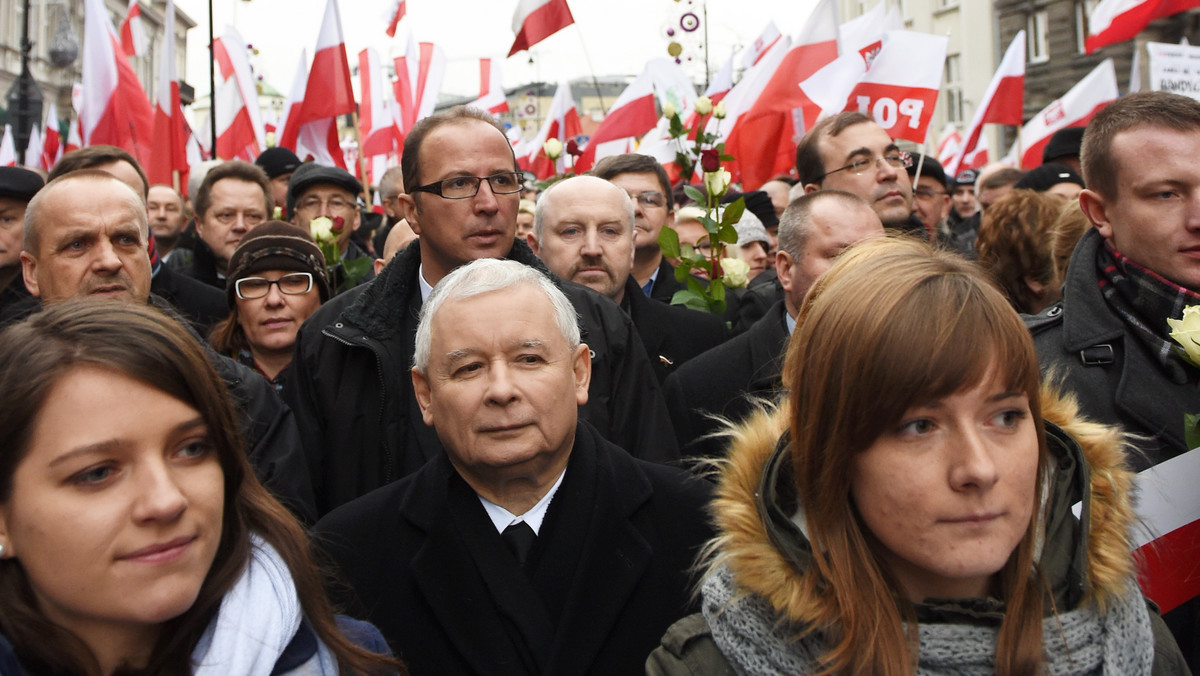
[0,89,1197,674]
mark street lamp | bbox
[6,0,44,165]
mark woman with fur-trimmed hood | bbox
[648,237,1188,675]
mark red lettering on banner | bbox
[846,83,939,143]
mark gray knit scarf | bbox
[702,563,1153,675]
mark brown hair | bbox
[48,145,149,199]
[401,106,514,195]
[193,161,272,219]
[976,189,1062,314]
[794,111,872,186]
[1081,91,1200,200]
[0,301,401,675]
[780,236,1047,675]
[24,170,148,255]
[981,167,1025,192]
[589,153,674,209]
[1050,199,1092,286]
[776,189,868,258]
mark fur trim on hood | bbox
[704,383,1139,623]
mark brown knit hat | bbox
[225,221,330,305]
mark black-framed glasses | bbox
[412,172,523,199]
[913,187,947,200]
[820,151,912,181]
[235,272,314,299]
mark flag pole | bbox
[350,110,371,203]
[573,24,608,116]
[207,0,217,156]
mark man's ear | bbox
[775,250,795,294]
[20,251,39,297]
[572,343,592,406]
[411,367,435,427]
[802,183,821,194]
[526,233,539,255]
[1077,189,1112,239]
[399,194,421,235]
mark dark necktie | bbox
[502,521,537,566]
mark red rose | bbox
[331,216,345,233]
[566,139,581,157]
[700,149,720,173]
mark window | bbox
[943,54,964,123]
[1075,0,1100,54]
[1028,11,1050,64]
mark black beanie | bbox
[225,221,330,306]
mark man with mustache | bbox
[529,175,725,384]
[796,111,922,239]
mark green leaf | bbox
[683,185,706,204]
[669,115,685,137]
[699,215,719,234]
[720,154,736,162]
[708,298,727,315]
[717,223,739,245]
[709,277,726,302]
[720,198,746,226]
[671,288,707,311]
[1187,413,1200,451]
[685,275,708,296]
[658,225,681,259]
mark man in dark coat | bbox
[0,168,42,322]
[286,107,678,518]
[527,175,727,384]
[315,259,712,675]
[1026,91,1200,669]
[666,191,882,458]
[174,161,273,289]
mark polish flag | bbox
[945,30,1025,177]
[0,126,14,167]
[526,80,581,179]
[724,0,840,190]
[358,47,400,183]
[840,0,904,68]
[702,32,791,147]
[743,21,783,69]
[82,0,155,168]
[211,28,266,161]
[24,124,42,170]
[1086,0,1200,53]
[276,50,307,156]
[574,65,664,172]
[40,103,62,170]
[279,0,356,169]
[1018,59,1118,168]
[936,124,961,166]
[65,118,83,155]
[393,36,446,134]
[842,31,948,144]
[119,0,148,58]
[637,52,731,182]
[262,106,278,136]
[509,0,575,56]
[148,0,188,186]
[385,0,407,38]
[467,59,510,115]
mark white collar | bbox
[478,468,567,536]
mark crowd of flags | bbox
[1,0,1198,193]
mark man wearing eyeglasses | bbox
[287,163,375,293]
[286,106,680,517]
[181,161,274,289]
[905,153,951,241]
[796,111,923,239]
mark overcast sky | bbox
[174,0,821,101]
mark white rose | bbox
[1168,305,1200,366]
[661,101,677,120]
[310,216,334,243]
[713,100,727,119]
[704,168,732,197]
[721,257,750,288]
[543,137,563,160]
[694,96,712,116]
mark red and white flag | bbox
[509,0,575,56]
[743,21,783,69]
[276,49,307,159]
[24,124,42,170]
[575,63,664,172]
[1019,58,1118,168]
[384,0,407,38]
[358,47,401,184]
[945,30,1025,176]
[725,0,840,190]
[393,36,447,134]
[1128,445,1200,613]
[526,80,581,179]
[842,31,947,144]
[839,0,903,68]
[279,0,356,169]
[936,124,961,166]
[0,126,15,167]
[40,103,62,170]
[211,28,266,161]
[1087,0,1200,53]
[82,0,155,168]
[467,58,510,115]
[148,0,188,186]
[119,0,148,58]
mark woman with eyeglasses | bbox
[209,222,329,391]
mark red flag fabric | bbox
[392,37,447,134]
[119,0,147,58]
[0,126,14,167]
[279,0,355,168]
[945,30,1025,177]
[509,0,575,57]
[358,47,401,183]
[1123,444,1200,613]
[1086,0,1200,53]
[40,103,62,170]
[742,21,783,69]
[148,0,188,186]
[1018,59,1118,168]
[212,28,266,161]
[83,0,154,168]
[724,0,838,190]
[525,80,581,179]
[467,59,510,115]
[936,124,961,166]
[385,0,407,38]
[840,30,948,145]
[574,69,659,173]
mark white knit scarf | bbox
[702,564,1154,675]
